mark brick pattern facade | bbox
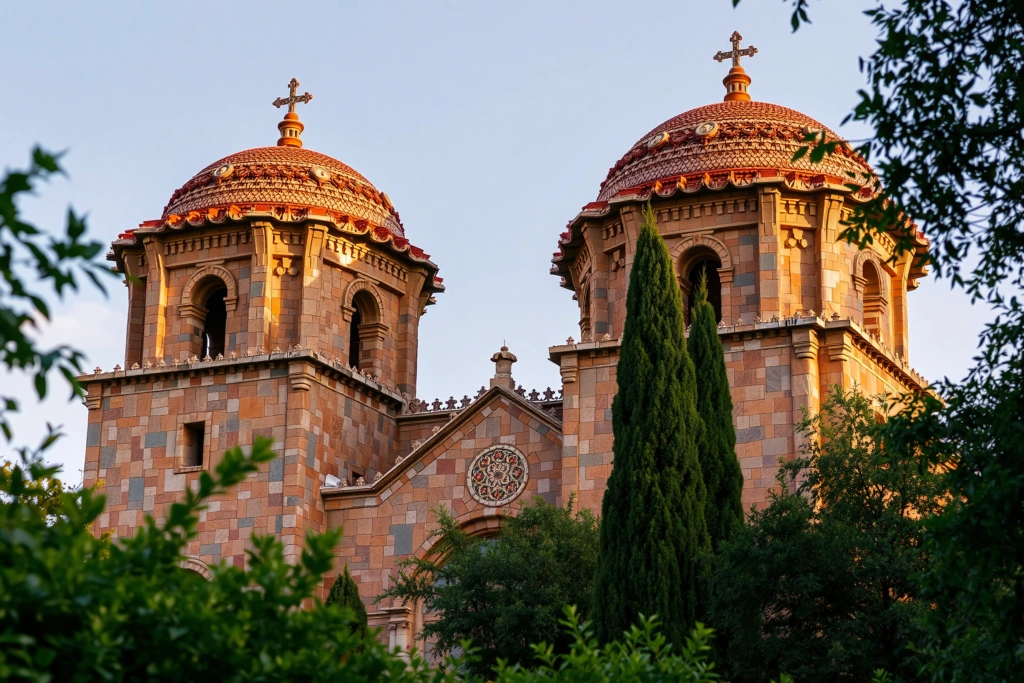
[81,114,930,658]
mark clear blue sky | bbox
[0,1,990,478]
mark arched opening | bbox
[685,258,723,324]
[200,286,227,359]
[862,261,884,336]
[347,290,381,371]
[348,305,363,367]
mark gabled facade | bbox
[81,60,930,654]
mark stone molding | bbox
[341,278,386,324]
[179,263,239,319]
[179,557,213,580]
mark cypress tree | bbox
[688,271,744,551]
[326,565,369,641]
[592,206,711,646]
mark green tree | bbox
[326,564,369,642]
[738,2,1024,678]
[591,206,710,646]
[378,496,599,678]
[687,271,744,552]
[0,148,112,440]
[0,436,468,681]
[711,387,944,683]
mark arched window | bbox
[685,257,723,324]
[348,290,381,370]
[200,286,227,359]
[348,305,362,367]
[862,261,885,335]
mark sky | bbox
[0,1,991,480]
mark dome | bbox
[162,145,405,237]
[597,100,873,202]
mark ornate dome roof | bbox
[597,100,873,202]
[162,145,405,237]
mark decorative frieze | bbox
[324,235,409,282]
[163,230,250,256]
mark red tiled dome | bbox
[597,100,873,202]
[162,146,404,237]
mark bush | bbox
[0,437,464,682]
[492,606,725,682]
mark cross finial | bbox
[273,78,313,114]
[712,32,758,102]
[714,31,758,68]
[272,78,313,147]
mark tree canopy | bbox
[378,496,599,678]
[736,2,1024,677]
[711,387,944,682]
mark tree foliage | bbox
[492,606,725,683]
[378,496,599,678]
[735,2,1024,677]
[711,387,944,683]
[0,436,469,682]
[326,564,370,642]
[688,271,744,552]
[592,206,710,646]
[0,148,112,440]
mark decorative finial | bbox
[489,345,518,391]
[272,78,313,147]
[713,31,758,102]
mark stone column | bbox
[395,272,427,396]
[247,222,274,352]
[298,223,327,350]
[757,187,782,320]
[791,326,820,454]
[817,193,846,317]
[582,224,609,338]
[384,603,414,660]
[122,252,147,367]
[142,237,167,361]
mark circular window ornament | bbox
[467,445,529,507]
[646,131,670,150]
[310,165,331,182]
[694,121,720,139]
[211,163,234,180]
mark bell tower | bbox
[81,81,443,571]
[550,42,930,511]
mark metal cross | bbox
[272,78,313,113]
[713,31,758,68]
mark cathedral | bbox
[80,35,929,652]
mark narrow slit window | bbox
[349,306,363,367]
[201,287,227,359]
[183,421,206,468]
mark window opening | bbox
[182,421,206,468]
[862,262,885,336]
[200,287,227,359]
[686,259,722,324]
[348,306,363,367]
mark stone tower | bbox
[549,37,930,510]
[81,81,443,568]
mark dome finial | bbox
[272,78,313,147]
[713,31,758,102]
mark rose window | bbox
[466,445,529,506]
